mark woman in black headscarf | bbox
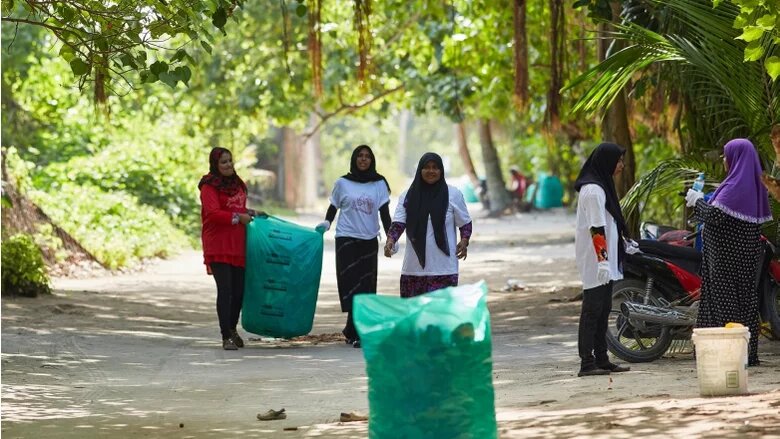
[573,142,632,376]
[383,152,473,297]
[317,145,392,348]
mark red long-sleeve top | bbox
[200,184,249,271]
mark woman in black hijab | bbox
[384,152,473,297]
[317,145,392,348]
[573,142,631,376]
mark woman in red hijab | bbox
[199,147,262,350]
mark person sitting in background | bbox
[508,166,531,212]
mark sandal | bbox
[257,408,287,421]
[340,411,368,422]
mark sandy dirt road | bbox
[2,208,779,438]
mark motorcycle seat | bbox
[636,239,702,274]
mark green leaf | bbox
[756,14,776,29]
[60,5,75,22]
[158,72,178,88]
[1,0,13,15]
[95,36,109,52]
[150,60,168,75]
[733,14,748,29]
[736,26,765,42]
[69,58,90,76]
[744,40,764,61]
[200,40,212,54]
[712,0,721,7]
[120,54,137,68]
[766,56,780,81]
[295,4,307,17]
[211,6,227,29]
[139,70,158,83]
[59,45,75,62]
[174,66,192,86]
[171,49,187,63]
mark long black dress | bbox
[694,200,762,366]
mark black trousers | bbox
[336,237,378,341]
[578,281,613,369]
[210,263,245,340]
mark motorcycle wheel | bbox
[760,277,780,340]
[606,279,674,363]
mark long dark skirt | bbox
[399,274,459,298]
[335,237,378,312]
[697,207,762,366]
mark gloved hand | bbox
[624,238,641,255]
[597,261,611,285]
[685,188,704,207]
[315,220,331,232]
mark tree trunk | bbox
[455,122,479,187]
[300,112,320,209]
[270,126,285,202]
[398,109,411,175]
[545,0,565,129]
[599,2,637,235]
[478,119,509,215]
[512,0,529,109]
[281,126,300,208]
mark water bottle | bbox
[692,173,705,192]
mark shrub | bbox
[30,183,190,270]
[1,234,51,297]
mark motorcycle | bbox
[606,232,780,363]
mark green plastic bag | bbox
[354,281,497,439]
[241,216,324,338]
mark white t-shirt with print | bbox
[330,178,391,240]
[393,185,472,276]
[575,184,623,290]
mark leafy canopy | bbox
[1,0,244,99]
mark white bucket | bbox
[691,327,750,396]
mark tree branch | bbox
[302,85,404,140]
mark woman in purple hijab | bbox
[685,138,771,366]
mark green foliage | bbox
[1,234,51,297]
[1,0,244,98]
[29,183,190,270]
[567,0,778,151]
[34,112,212,237]
[726,0,780,80]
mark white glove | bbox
[624,239,641,255]
[597,261,611,285]
[685,189,704,207]
[315,220,331,231]
[391,241,399,255]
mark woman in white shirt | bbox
[383,152,472,297]
[317,145,391,348]
[573,142,631,377]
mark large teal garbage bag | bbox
[241,216,324,338]
[354,281,497,439]
[534,173,563,209]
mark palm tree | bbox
[566,0,779,224]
